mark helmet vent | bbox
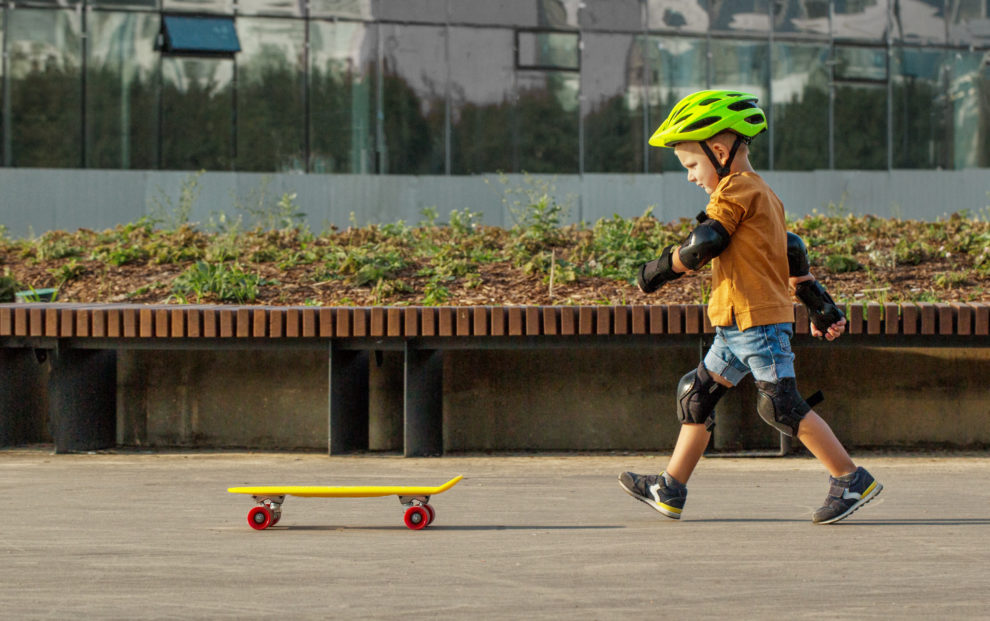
[728,100,758,111]
[699,98,719,106]
[745,114,765,125]
[684,117,718,131]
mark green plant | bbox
[171,261,268,303]
[49,259,86,285]
[149,170,203,230]
[0,271,24,302]
[824,255,862,273]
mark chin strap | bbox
[700,134,748,179]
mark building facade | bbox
[1,0,988,176]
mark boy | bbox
[618,90,881,525]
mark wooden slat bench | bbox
[1,302,987,455]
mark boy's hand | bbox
[810,317,846,341]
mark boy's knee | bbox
[677,363,730,431]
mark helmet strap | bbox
[701,135,746,179]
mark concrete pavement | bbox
[2,449,989,619]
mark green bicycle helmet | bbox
[650,90,767,179]
[650,90,767,148]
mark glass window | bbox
[832,45,888,169]
[236,0,304,17]
[6,8,83,167]
[309,0,371,19]
[87,0,158,9]
[580,0,644,32]
[834,83,888,170]
[308,19,375,173]
[948,0,990,46]
[834,45,888,81]
[160,15,240,55]
[770,0,831,36]
[380,23,446,174]
[448,26,515,173]
[160,56,234,169]
[890,0,946,43]
[710,1,771,35]
[947,49,990,168]
[446,0,579,28]
[85,11,160,169]
[832,0,889,42]
[161,0,233,15]
[515,69,579,172]
[771,42,829,171]
[517,31,580,70]
[235,17,306,172]
[709,38,770,169]
[646,0,709,34]
[582,33,646,173]
[645,35,706,172]
[891,46,950,169]
[375,0,447,24]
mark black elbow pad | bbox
[678,220,730,271]
[786,232,810,277]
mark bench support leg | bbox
[328,344,369,455]
[0,348,47,447]
[404,346,443,457]
[48,348,116,453]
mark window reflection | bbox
[948,49,990,167]
[236,17,305,172]
[948,0,990,47]
[161,56,234,169]
[380,23,446,174]
[832,0,888,41]
[891,46,950,168]
[646,1,709,33]
[7,8,82,167]
[646,35,706,172]
[710,38,770,169]
[85,11,159,169]
[771,42,829,171]
[448,26,515,173]
[582,33,646,173]
[308,19,374,173]
[834,83,888,170]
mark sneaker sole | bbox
[617,480,682,520]
[815,481,883,525]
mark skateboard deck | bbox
[229,475,462,530]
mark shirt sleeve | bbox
[705,175,748,236]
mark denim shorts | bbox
[702,322,796,386]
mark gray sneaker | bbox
[618,471,686,520]
[813,466,883,524]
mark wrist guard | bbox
[637,245,682,293]
[794,279,845,333]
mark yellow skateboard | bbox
[228,475,463,530]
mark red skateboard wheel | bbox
[424,504,436,525]
[403,506,430,530]
[248,505,273,530]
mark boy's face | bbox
[674,141,720,195]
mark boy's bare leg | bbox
[664,423,711,484]
[664,368,730,483]
[796,410,856,477]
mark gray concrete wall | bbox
[2,168,989,237]
[109,344,990,452]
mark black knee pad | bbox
[755,378,811,437]
[677,363,729,431]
